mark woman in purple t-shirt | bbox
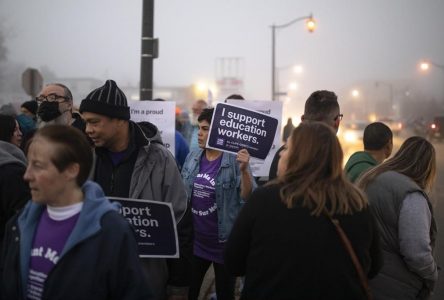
[181,108,255,300]
[0,125,151,300]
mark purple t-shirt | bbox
[191,153,225,263]
[27,209,80,300]
[108,149,128,166]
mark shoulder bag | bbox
[323,209,373,300]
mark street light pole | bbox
[420,60,444,71]
[419,60,444,101]
[271,14,315,101]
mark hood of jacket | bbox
[345,151,377,172]
[131,120,163,147]
[17,180,119,292]
[0,140,27,167]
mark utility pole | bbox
[140,0,158,100]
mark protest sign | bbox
[226,100,283,177]
[110,197,179,258]
[207,103,278,160]
[129,100,176,156]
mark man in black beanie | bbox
[80,79,191,300]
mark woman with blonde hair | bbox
[357,136,437,300]
[225,122,381,299]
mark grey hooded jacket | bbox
[91,121,191,300]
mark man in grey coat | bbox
[80,80,192,300]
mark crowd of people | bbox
[0,81,438,300]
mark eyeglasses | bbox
[334,114,344,121]
[36,93,70,104]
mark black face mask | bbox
[37,101,62,122]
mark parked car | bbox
[411,117,428,138]
[427,116,444,141]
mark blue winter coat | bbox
[0,181,152,300]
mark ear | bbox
[333,118,341,133]
[115,118,128,128]
[385,139,393,158]
[300,114,305,122]
[334,118,340,127]
[63,163,80,182]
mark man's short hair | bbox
[198,108,214,124]
[48,83,73,102]
[34,124,92,187]
[304,90,339,122]
[364,122,393,150]
[224,94,245,102]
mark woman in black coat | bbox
[0,114,29,252]
[225,122,382,300]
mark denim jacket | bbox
[181,149,256,241]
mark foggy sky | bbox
[1,0,444,111]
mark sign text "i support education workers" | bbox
[207,103,278,160]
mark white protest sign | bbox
[129,100,175,156]
[226,100,283,177]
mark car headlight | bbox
[344,131,358,143]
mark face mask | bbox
[37,101,62,122]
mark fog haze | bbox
[1,0,444,117]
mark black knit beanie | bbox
[21,100,38,115]
[79,79,130,120]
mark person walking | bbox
[80,79,192,300]
[269,90,343,180]
[0,115,30,253]
[282,117,295,142]
[225,122,382,299]
[345,122,393,183]
[357,136,438,299]
[20,100,38,121]
[36,83,86,132]
[0,114,23,148]
[0,125,151,299]
[188,99,208,151]
[181,108,255,300]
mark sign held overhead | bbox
[207,103,278,160]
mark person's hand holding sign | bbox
[236,148,250,172]
[237,149,254,200]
